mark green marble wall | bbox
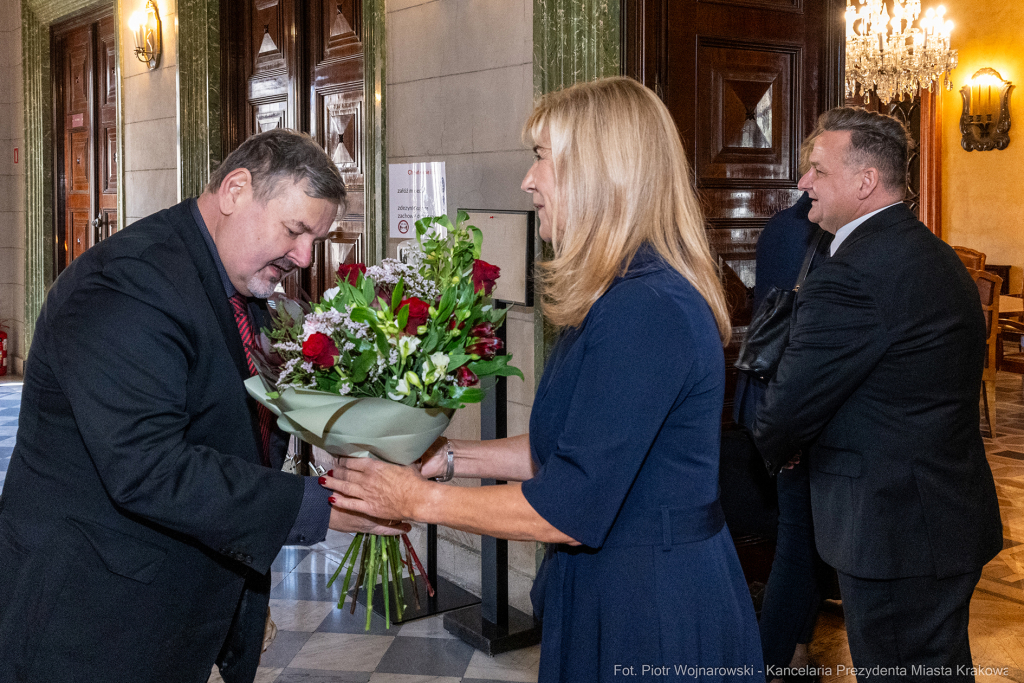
[363,0,386,267]
[21,0,124,348]
[533,0,620,97]
[531,0,620,380]
[178,0,220,200]
[21,2,51,349]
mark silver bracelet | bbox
[433,439,455,482]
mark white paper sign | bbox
[389,162,447,239]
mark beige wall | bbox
[386,0,539,613]
[0,0,26,373]
[122,0,180,224]
[940,0,1024,294]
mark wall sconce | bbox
[128,1,162,70]
[960,67,1013,151]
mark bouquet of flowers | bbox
[244,211,522,628]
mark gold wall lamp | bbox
[960,67,1013,151]
[129,1,162,70]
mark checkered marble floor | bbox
[0,379,24,495]
[209,534,540,683]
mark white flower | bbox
[323,286,340,302]
[302,309,347,340]
[398,336,420,361]
[422,352,449,384]
[388,377,411,401]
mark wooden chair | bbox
[954,246,987,270]
[970,268,1002,436]
[998,318,1024,396]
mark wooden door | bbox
[53,10,118,273]
[623,0,845,421]
[223,0,366,300]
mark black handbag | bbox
[734,230,825,382]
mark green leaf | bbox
[362,277,375,303]
[436,288,456,322]
[391,279,405,312]
[421,327,439,353]
[446,353,471,370]
[397,305,409,333]
[456,209,469,225]
[350,307,376,324]
[468,357,525,380]
[470,225,483,259]
[454,387,485,403]
[375,329,390,357]
[350,349,377,383]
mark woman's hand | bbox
[321,459,430,523]
[416,437,449,480]
[327,505,411,536]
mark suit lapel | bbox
[170,201,253,382]
[831,203,917,259]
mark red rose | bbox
[455,366,479,387]
[337,263,366,286]
[448,316,466,331]
[472,259,500,295]
[302,332,339,368]
[467,336,503,360]
[399,297,430,335]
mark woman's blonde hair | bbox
[525,76,731,343]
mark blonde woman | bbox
[322,77,761,682]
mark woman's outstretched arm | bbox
[418,433,538,482]
[321,457,578,545]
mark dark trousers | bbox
[837,569,983,683]
[758,461,826,671]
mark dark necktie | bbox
[810,230,834,272]
[229,293,273,467]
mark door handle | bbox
[91,214,104,242]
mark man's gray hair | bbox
[815,107,914,195]
[206,128,346,207]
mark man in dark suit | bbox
[0,129,405,683]
[753,108,1002,681]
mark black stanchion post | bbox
[443,301,541,653]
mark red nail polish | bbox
[318,476,327,485]
[327,469,334,476]
[329,496,337,505]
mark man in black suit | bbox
[0,129,405,683]
[753,108,1002,681]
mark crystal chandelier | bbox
[845,0,958,105]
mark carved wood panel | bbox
[70,131,89,192]
[225,0,366,301]
[622,0,845,425]
[54,9,118,274]
[103,128,117,193]
[696,40,798,185]
[309,0,365,298]
[246,0,298,136]
[71,210,91,261]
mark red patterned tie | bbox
[229,293,273,467]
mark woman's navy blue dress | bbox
[521,246,762,682]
